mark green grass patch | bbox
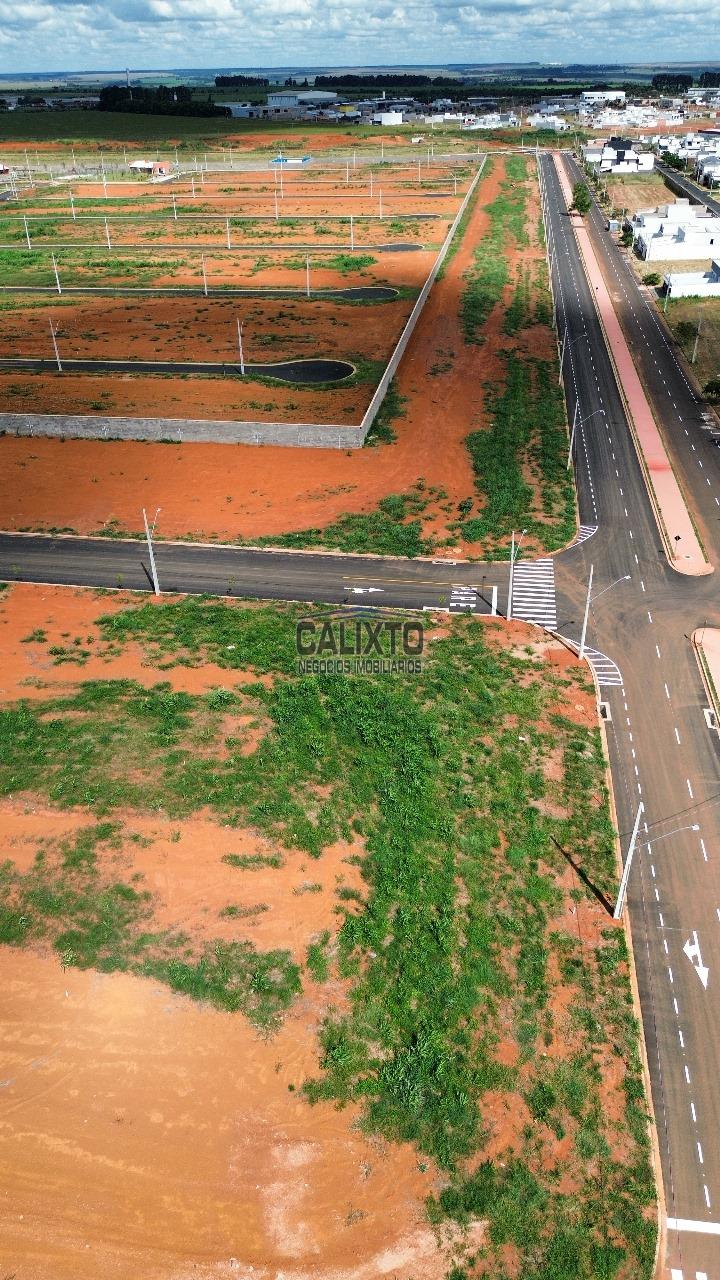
[257,486,435,557]
[364,377,407,446]
[460,352,575,553]
[461,155,530,343]
[0,596,653,1275]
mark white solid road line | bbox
[667,1217,720,1234]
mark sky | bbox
[1,0,719,76]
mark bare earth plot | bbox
[0,583,655,1279]
[0,155,574,561]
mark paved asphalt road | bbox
[655,161,720,218]
[0,535,509,617]
[0,285,400,301]
[2,146,720,1278]
[0,239,424,254]
[544,151,720,1280]
[0,356,355,385]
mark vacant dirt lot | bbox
[0,583,654,1279]
[602,170,673,214]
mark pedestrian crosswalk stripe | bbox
[571,523,598,546]
[511,558,557,628]
[562,642,623,687]
[449,584,477,613]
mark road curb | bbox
[691,628,720,730]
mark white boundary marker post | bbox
[23,215,31,250]
[51,251,61,294]
[237,318,245,375]
[201,253,208,296]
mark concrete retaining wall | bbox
[0,157,486,451]
[0,413,364,448]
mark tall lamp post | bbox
[142,506,161,596]
[579,567,631,661]
[507,528,527,621]
[568,407,605,469]
[614,816,700,919]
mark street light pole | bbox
[48,317,62,372]
[579,567,631,660]
[614,816,699,918]
[507,528,526,620]
[613,802,644,919]
[142,507,161,596]
[568,407,605,469]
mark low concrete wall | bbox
[0,157,487,451]
[0,413,364,449]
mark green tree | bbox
[571,182,592,216]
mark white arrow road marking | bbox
[683,931,709,990]
[347,587,384,594]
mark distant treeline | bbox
[214,75,269,88]
[312,74,457,89]
[97,85,231,117]
[650,71,720,91]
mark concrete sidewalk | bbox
[553,154,710,577]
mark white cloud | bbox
[0,0,718,72]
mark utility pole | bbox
[567,401,578,469]
[23,215,31,250]
[305,255,310,298]
[274,188,279,221]
[507,529,526,619]
[51,251,61,294]
[579,563,594,661]
[369,171,374,197]
[70,193,76,221]
[142,507,161,596]
[692,317,702,364]
[49,317,62,372]
[201,253,208,296]
[378,189,383,219]
[559,328,567,384]
[191,176,195,199]
[613,803,644,919]
[237,317,245,375]
[226,216,231,250]
[104,217,111,249]
[172,192,177,221]
[350,214,354,251]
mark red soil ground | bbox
[0,158,570,559]
[0,164,502,543]
[0,584,641,1278]
[1,295,412,365]
[0,583,474,1279]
